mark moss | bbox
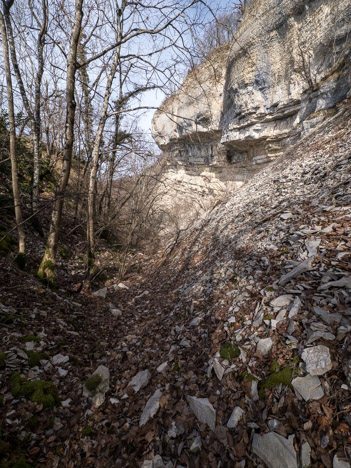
[220,342,240,361]
[269,361,280,372]
[26,416,39,432]
[265,287,275,292]
[0,352,5,367]
[0,232,17,255]
[11,373,60,409]
[84,374,102,392]
[264,314,273,321]
[240,371,258,382]
[82,427,94,437]
[58,246,68,259]
[19,335,40,344]
[259,366,292,398]
[26,350,49,367]
[0,314,15,324]
[173,360,180,372]
[37,257,56,286]
[279,249,290,256]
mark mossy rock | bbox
[259,366,292,398]
[14,253,26,270]
[220,342,240,361]
[26,351,49,367]
[11,373,60,408]
[19,335,40,344]
[0,352,5,367]
[84,374,102,392]
[0,233,17,255]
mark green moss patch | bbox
[0,230,17,255]
[26,351,49,367]
[19,335,40,344]
[11,373,60,409]
[259,366,292,398]
[240,371,258,382]
[84,374,102,392]
[173,360,180,372]
[220,342,240,361]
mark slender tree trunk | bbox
[86,37,121,272]
[0,9,26,258]
[38,0,83,282]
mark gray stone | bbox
[305,238,321,257]
[256,338,273,356]
[111,308,122,317]
[157,362,168,373]
[319,276,351,290]
[279,257,315,286]
[128,369,151,393]
[301,346,332,376]
[140,389,162,426]
[289,297,301,318]
[270,295,293,308]
[213,358,225,381]
[252,432,297,468]
[52,354,69,365]
[190,436,202,453]
[227,406,245,429]
[292,375,324,401]
[187,395,216,431]
[180,338,191,348]
[83,365,110,408]
[333,455,351,468]
[300,441,311,468]
[93,287,107,298]
[189,317,201,327]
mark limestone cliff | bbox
[152,0,351,215]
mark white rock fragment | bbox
[128,369,151,393]
[157,362,168,373]
[333,455,351,468]
[58,367,68,377]
[227,406,245,429]
[292,375,324,401]
[252,432,297,468]
[305,238,321,257]
[52,354,69,365]
[256,338,273,356]
[300,441,311,468]
[190,436,202,453]
[110,397,120,404]
[279,257,314,286]
[270,295,293,308]
[213,358,225,381]
[180,338,191,348]
[111,309,122,317]
[93,287,107,298]
[140,389,162,426]
[117,282,129,290]
[187,395,216,431]
[301,346,332,376]
[189,317,201,327]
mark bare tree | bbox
[38,0,84,282]
[0,3,26,262]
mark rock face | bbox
[152,0,351,215]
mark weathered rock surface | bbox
[252,432,297,468]
[152,0,351,221]
[186,396,216,431]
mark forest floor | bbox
[0,101,351,468]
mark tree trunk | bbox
[0,8,26,260]
[86,34,121,272]
[38,0,83,282]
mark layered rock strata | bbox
[152,0,351,213]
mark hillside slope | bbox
[2,100,349,468]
